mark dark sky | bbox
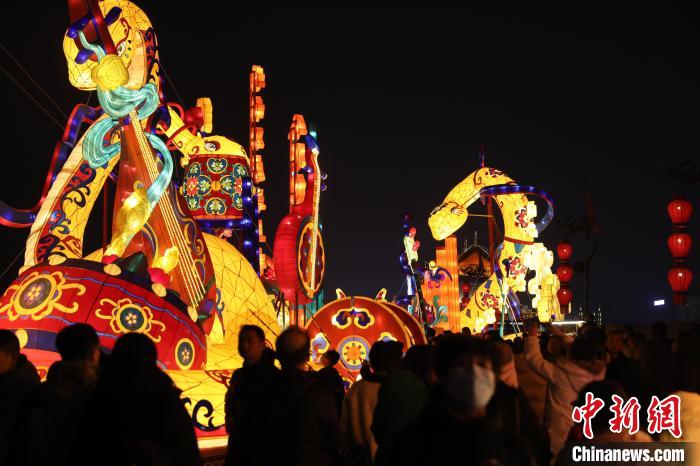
[1,4,698,324]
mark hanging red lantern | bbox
[668,267,693,293]
[556,265,574,283]
[667,233,693,259]
[557,288,573,306]
[557,242,573,261]
[667,198,693,226]
[668,267,693,305]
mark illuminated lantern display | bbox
[557,288,573,307]
[667,197,694,305]
[249,65,269,274]
[556,242,573,261]
[396,214,424,317]
[667,233,693,259]
[421,236,461,331]
[556,265,574,283]
[556,241,574,312]
[668,268,693,299]
[273,116,326,321]
[668,198,693,226]
[0,0,283,444]
[0,259,207,375]
[428,166,561,333]
[306,291,427,381]
[177,118,251,221]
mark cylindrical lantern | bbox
[667,233,693,259]
[557,242,573,261]
[668,198,693,226]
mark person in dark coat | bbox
[372,342,429,466]
[225,325,279,466]
[605,329,653,432]
[384,335,534,466]
[642,321,675,396]
[73,333,201,466]
[8,324,101,466]
[317,349,345,415]
[0,330,40,463]
[249,326,341,466]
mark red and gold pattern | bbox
[0,260,207,372]
[0,271,86,321]
[306,295,426,380]
[95,297,166,342]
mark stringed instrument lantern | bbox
[273,115,326,309]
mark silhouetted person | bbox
[425,327,437,344]
[341,341,403,464]
[372,342,430,466]
[605,331,625,362]
[604,329,652,433]
[9,324,100,466]
[74,333,201,466]
[461,326,472,336]
[385,335,533,466]
[662,324,700,443]
[225,325,277,432]
[0,330,39,463]
[253,326,341,466]
[225,325,278,466]
[317,349,345,415]
[642,321,675,396]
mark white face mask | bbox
[445,363,496,415]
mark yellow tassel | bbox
[153,246,180,273]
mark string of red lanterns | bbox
[667,197,694,305]
[556,241,573,311]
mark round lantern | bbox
[556,265,574,283]
[668,267,693,305]
[306,296,426,381]
[557,288,573,307]
[667,198,693,226]
[667,233,693,259]
[557,242,573,261]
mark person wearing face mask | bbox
[385,335,534,466]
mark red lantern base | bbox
[672,293,688,306]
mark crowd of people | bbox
[0,315,698,466]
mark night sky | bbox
[1,4,698,324]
